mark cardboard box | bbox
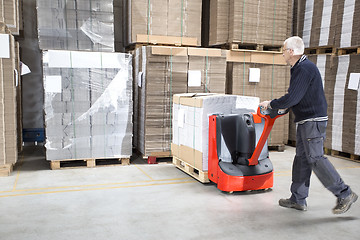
[125,0,202,46]
[0,32,18,165]
[133,46,228,157]
[208,0,292,46]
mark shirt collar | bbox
[291,55,307,68]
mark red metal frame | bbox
[208,107,284,192]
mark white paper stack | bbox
[172,93,259,171]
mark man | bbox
[259,36,357,214]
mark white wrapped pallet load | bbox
[43,50,133,160]
[172,93,259,171]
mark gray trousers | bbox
[289,121,351,205]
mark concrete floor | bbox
[0,145,359,240]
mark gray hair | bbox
[284,36,304,55]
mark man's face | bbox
[282,44,292,65]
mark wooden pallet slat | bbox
[172,157,209,183]
[304,46,337,55]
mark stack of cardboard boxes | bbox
[0,0,21,35]
[133,46,227,157]
[296,0,360,48]
[0,0,21,175]
[226,50,290,146]
[292,0,360,157]
[306,54,360,156]
[0,23,19,175]
[124,0,202,47]
[208,0,292,47]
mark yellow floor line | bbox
[12,151,24,191]
[0,180,196,198]
[134,165,154,180]
[0,177,190,194]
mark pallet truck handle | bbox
[248,107,289,166]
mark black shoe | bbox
[279,198,307,211]
[332,192,358,214]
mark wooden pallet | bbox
[268,144,285,152]
[209,42,282,52]
[50,158,130,170]
[324,148,360,162]
[172,156,209,183]
[126,34,198,51]
[337,46,360,56]
[304,46,337,55]
[134,148,173,164]
[0,164,13,177]
[287,140,297,147]
[229,42,282,52]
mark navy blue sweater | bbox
[270,56,328,123]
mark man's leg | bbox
[301,121,350,198]
[278,123,311,211]
[289,123,312,206]
[301,121,357,214]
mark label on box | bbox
[249,68,260,83]
[188,70,201,87]
[348,73,360,90]
[0,34,10,58]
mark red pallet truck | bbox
[208,107,288,192]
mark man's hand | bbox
[259,100,271,110]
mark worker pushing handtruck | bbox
[258,36,357,214]
[208,36,357,215]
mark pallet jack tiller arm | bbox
[248,107,289,166]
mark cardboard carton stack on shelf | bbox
[305,54,360,157]
[0,23,20,175]
[296,0,360,49]
[226,50,290,147]
[133,46,227,157]
[0,0,21,35]
[124,0,202,47]
[208,0,292,47]
[290,0,360,158]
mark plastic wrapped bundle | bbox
[43,50,132,160]
[36,0,115,51]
